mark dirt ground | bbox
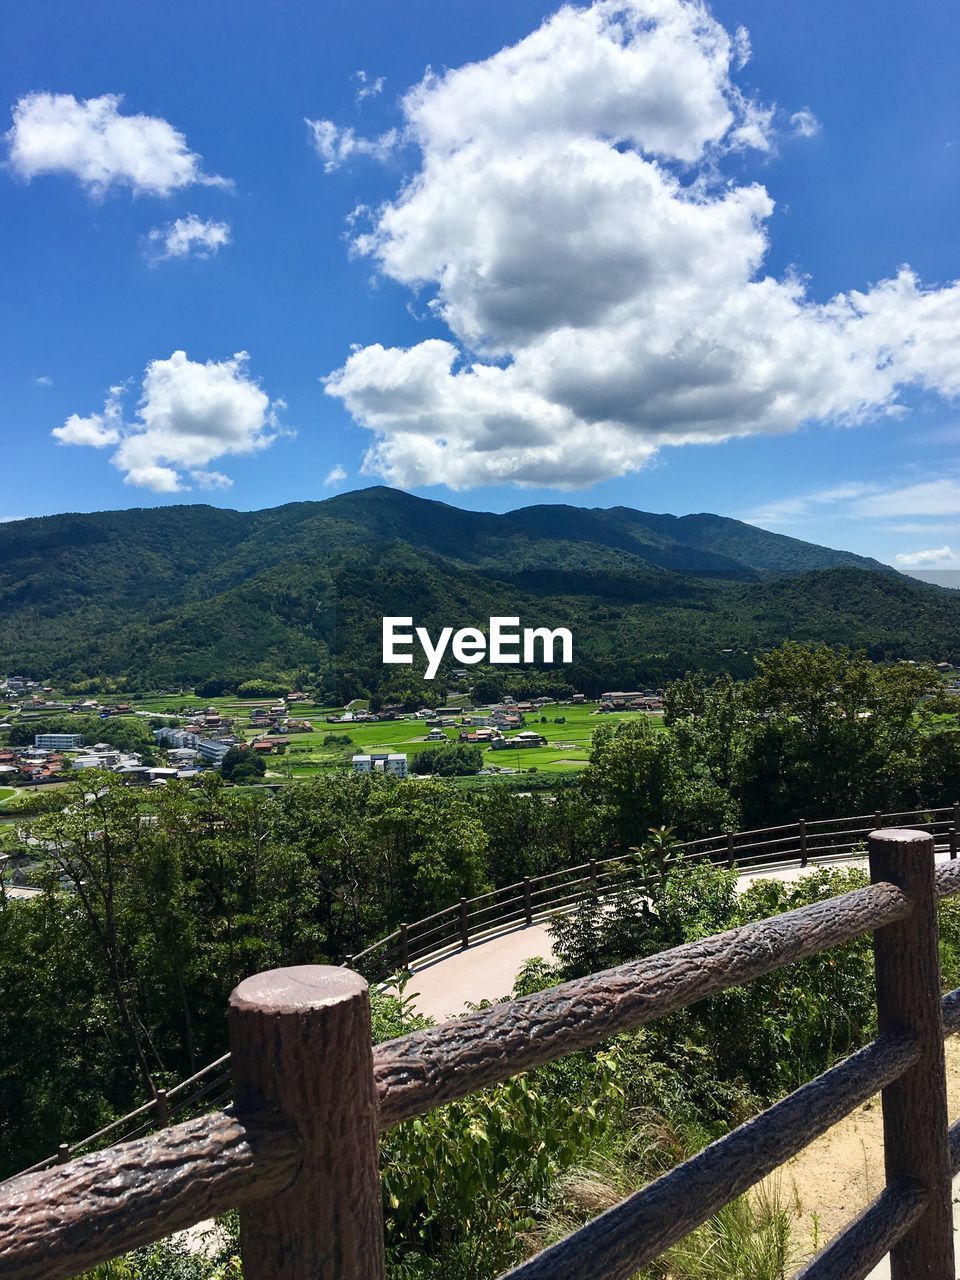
[775,1038,960,1262]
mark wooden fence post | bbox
[869,828,953,1280]
[459,897,470,947]
[523,877,533,925]
[229,965,386,1280]
[589,858,598,888]
[56,1143,69,1165]
[398,923,409,972]
[726,833,735,870]
[154,1088,169,1128]
[799,819,808,868]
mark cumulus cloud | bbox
[145,214,231,263]
[5,92,228,197]
[52,352,285,491]
[320,0,960,491]
[324,464,348,485]
[305,118,397,173]
[895,546,960,568]
[32,374,53,387]
[353,70,385,103]
[52,385,125,448]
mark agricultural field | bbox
[1,690,662,792]
[255,702,663,783]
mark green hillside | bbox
[0,486,955,692]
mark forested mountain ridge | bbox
[0,486,953,692]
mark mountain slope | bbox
[0,486,955,691]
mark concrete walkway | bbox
[406,854,918,1020]
[403,850,959,1275]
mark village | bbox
[0,674,667,790]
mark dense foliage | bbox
[4,644,960,1179]
[410,743,483,776]
[5,641,960,1280]
[218,746,266,784]
[4,487,960,697]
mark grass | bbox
[2,692,663,793]
[252,703,663,786]
[0,787,16,806]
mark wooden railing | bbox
[7,803,959,1180]
[3,827,960,1279]
[349,802,960,979]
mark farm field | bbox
[260,703,663,782]
[4,693,661,789]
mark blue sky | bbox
[2,0,959,570]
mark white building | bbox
[35,733,84,750]
[352,753,408,777]
[70,755,105,769]
[153,728,201,749]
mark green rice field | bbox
[238,702,663,782]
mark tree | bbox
[236,679,289,699]
[411,744,483,777]
[219,746,266,784]
[738,644,939,822]
[581,718,734,849]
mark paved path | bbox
[407,851,955,1021]
[404,850,960,1274]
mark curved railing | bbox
[5,831,960,1279]
[7,802,958,1181]
[349,802,960,980]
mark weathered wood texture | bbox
[230,965,386,1280]
[949,1116,960,1176]
[870,828,954,1280]
[499,1031,919,1280]
[942,986,960,1038]
[791,1177,928,1280]
[935,857,960,899]
[373,881,911,1129]
[0,1109,300,1280]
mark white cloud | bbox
[32,375,53,387]
[745,483,880,526]
[790,108,820,138]
[145,214,231,263]
[888,522,960,535]
[854,480,960,519]
[5,92,228,197]
[746,478,960,528]
[52,352,285,491]
[52,385,125,448]
[895,546,960,568]
[353,70,385,103]
[305,118,397,173]
[324,464,348,485]
[321,0,960,491]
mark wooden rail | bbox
[8,802,960,1182]
[1,827,959,1279]
[349,802,960,980]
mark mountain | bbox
[0,486,955,694]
